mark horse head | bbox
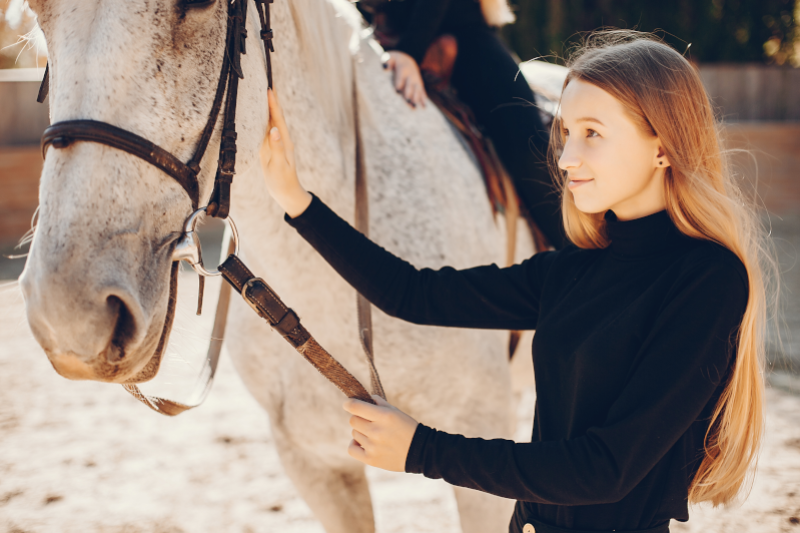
[20,0,267,384]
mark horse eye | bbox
[184,0,216,7]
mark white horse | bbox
[20,0,565,531]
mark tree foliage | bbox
[502,0,799,65]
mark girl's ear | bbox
[655,145,671,169]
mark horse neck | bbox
[242,0,357,208]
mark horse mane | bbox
[288,0,364,138]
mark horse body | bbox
[20,0,552,531]
[227,3,516,530]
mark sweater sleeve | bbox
[405,257,749,505]
[285,193,554,330]
[392,0,453,64]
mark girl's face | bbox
[558,79,670,221]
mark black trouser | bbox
[448,25,566,249]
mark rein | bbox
[38,0,383,414]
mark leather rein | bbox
[38,0,384,415]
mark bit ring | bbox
[171,207,239,277]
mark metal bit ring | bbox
[171,207,240,277]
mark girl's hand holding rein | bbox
[344,395,419,472]
[260,88,313,218]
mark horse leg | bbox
[271,422,375,533]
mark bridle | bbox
[37,0,385,415]
[39,0,274,216]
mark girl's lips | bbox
[568,178,593,189]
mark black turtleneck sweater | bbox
[285,195,749,532]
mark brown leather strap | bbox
[37,63,49,103]
[207,0,246,218]
[218,254,376,404]
[41,120,201,210]
[37,0,277,219]
[254,0,275,89]
[352,69,386,400]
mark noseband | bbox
[39,0,275,218]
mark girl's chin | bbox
[571,197,610,215]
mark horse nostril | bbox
[106,342,125,364]
[105,295,136,364]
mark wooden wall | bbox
[0,145,40,244]
[0,68,49,146]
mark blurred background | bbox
[504,0,799,67]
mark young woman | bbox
[373,0,568,248]
[259,32,771,533]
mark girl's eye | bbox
[587,129,599,138]
[562,129,570,138]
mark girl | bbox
[260,32,771,533]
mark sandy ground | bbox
[1,279,800,533]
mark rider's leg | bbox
[449,26,567,249]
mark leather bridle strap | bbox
[218,254,376,404]
[41,120,201,210]
[352,68,386,400]
[255,0,275,90]
[37,0,276,219]
[37,63,49,104]
[207,0,245,218]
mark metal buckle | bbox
[241,277,266,317]
[172,206,240,277]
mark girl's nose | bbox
[558,139,581,171]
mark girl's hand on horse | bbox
[343,395,419,472]
[261,88,313,218]
[384,51,427,109]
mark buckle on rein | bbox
[171,207,240,315]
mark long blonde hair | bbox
[549,31,777,506]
